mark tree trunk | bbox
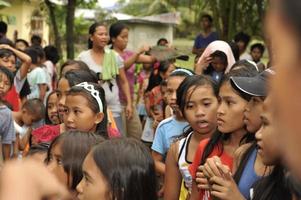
[44,0,62,58]
[66,0,76,59]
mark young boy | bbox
[250,43,266,71]
[0,66,16,160]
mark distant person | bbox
[157,38,169,47]
[234,32,251,60]
[0,21,14,46]
[15,39,29,52]
[192,14,218,56]
[250,43,266,71]
[30,34,42,47]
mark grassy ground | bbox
[173,38,195,70]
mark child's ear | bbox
[94,112,104,124]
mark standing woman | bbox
[109,22,155,139]
[78,22,132,136]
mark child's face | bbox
[47,93,60,125]
[21,109,40,126]
[57,78,71,122]
[244,97,264,133]
[47,142,69,187]
[211,56,226,72]
[255,97,280,165]
[251,48,263,62]
[161,64,176,80]
[217,82,248,133]
[184,85,218,135]
[0,55,16,72]
[77,152,110,200]
[166,76,185,111]
[64,94,103,133]
[0,72,11,98]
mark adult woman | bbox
[78,22,132,136]
[109,22,155,139]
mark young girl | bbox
[189,67,257,200]
[0,66,16,160]
[151,69,193,176]
[110,22,155,139]
[46,131,104,197]
[78,22,132,135]
[164,75,219,200]
[45,91,60,125]
[76,138,157,200]
[0,44,31,110]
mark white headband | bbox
[172,68,194,76]
[75,82,103,113]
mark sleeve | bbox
[151,125,165,155]
[35,68,47,84]
[14,70,26,93]
[116,54,124,69]
[0,109,16,144]
[193,35,200,48]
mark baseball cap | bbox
[230,68,275,97]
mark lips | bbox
[196,120,209,129]
[217,118,225,125]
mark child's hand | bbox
[196,165,210,190]
[203,156,223,179]
[209,162,245,200]
[0,44,11,50]
[138,45,151,55]
[126,104,133,119]
[195,55,212,75]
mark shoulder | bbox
[234,143,253,162]
[157,117,174,129]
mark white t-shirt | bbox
[78,49,124,117]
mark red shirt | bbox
[3,86,20,111]
[189,138,233,200]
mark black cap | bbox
[230,68,275,97]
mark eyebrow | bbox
[83,170,93,181]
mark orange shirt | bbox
[189,138,233,200]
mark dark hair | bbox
[46,131,104,190]
[157,38,168,46]
[0,48,15,60]
[146,61,174,92]
[44,45,60,65]
[31,34,42,46]
[251,43,265,54]
[109,22,128,45]
[201,14,213,23]
[15,39,29,49]
[176,75,218,137]
[0,65,14,89]
[210,50,228,65]
[60,60,90,76]
[45,91,59,125]
[67,82,108,138]
[28,142,50,156]
[229,42,240,61]
[234,32,251,46]
[61,69,99,87]
[24,46,44,64]
[22,98,46,120]
[91,138,157,200]
[88,22,106,49]
[252,165,292,200]
[200,67,258,165]
[0,37,14,47]
[0,21,7,35]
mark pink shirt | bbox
[118,50,135,104]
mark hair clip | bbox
[75,82,103,112]
[172,68,194,76]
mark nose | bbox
[217,102,225,116]
[171,91,176,100]
[76,179,84,194]
[196,105,205,117]
[65,111,74,125]
[51,105,58,114]
[255,126,263,141]
[47,160,55,172]
[245,101,251,112]
[0,81,4,89]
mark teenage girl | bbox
[109,22,155,139]
[164,75,219,200]
[46,131,104,197]
[189,67,258,200]
[45,90,60,125]
[76,138,157,200]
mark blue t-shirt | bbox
[151,116,189,157]
[194,32,219,49]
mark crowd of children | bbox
[1,1,301,198]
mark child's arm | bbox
[123,46,155,70]
[38,84,47,101]
[0,44,31,79]
[151,151,165,175]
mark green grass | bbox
[173,38,195,70]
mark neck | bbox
[192,129,214,142]
[30,64,38,70]
[228,128,247,147]
[174,112,185,121]
[203,27,211,34]
[12,111,23,125]
[92,46,105,54]
[113,46,123,54]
